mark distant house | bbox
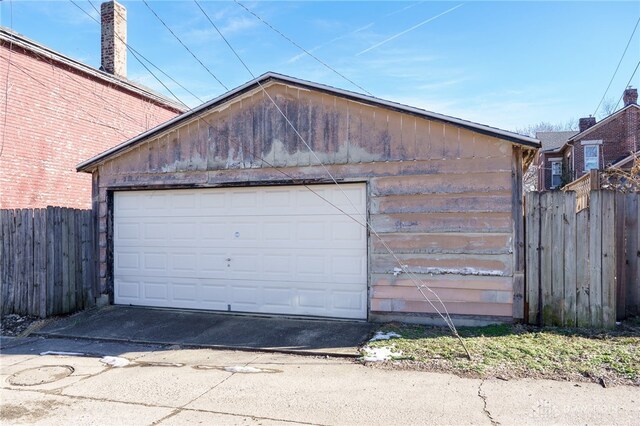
[0,1,186,209]
[535,130,578,190]
[535,88,639,191]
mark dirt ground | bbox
[0,314,43,337]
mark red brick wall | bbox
[539,152,563,190]
[572,107,639,176]
[0,43,181,208]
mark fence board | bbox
[540,193,553,324]
[550,192,565,325]
[615,193,626,320]
[525,192,540,323]
[35,209,47,318]
[525,190,637,329]
[24,209,34,316]
[61,208,70,313]
[601,191,616,327]
[46,207,55,317]
[0,208,94,317]
[625,195,639,316]
[15,211,24,315]
[68,209,77,312]
[0,211,7,315]
[636,197,640,316]
[589,191,603,327]
[575,208,591,327]
[563,192,577,326]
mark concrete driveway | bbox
[1,336,638,425]
[34,306,377,356]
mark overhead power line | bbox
[233,0,372,96]
[142,0,228,91]
[2,56,131,138]
[594,16,640,116]
[87,0,206,104]
[71,0,189,109]
[614,59,640,111]
[193,0,468,356]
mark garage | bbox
[113,184,368,319]
[78,72,539,324]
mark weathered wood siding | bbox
[92,82,519,320]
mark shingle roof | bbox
[536,131,578,152]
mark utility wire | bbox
[11,34,147,131]
[142,0,228,91]
[0,0,13,160]
[594,16,640,116]
[233,0,372,96]
[2,56,131,138]
[614,59,640,111]
[87,0,204,108]
[72,0,189,109]
[194,0,468,356]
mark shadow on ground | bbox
[27,305,378,357]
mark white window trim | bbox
[580,139,603,146]
[583,144,600,172]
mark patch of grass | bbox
[365,319,640,386]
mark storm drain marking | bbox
[8,365,75,386]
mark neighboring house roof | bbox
[0,26,186,113]
[567,103,640,143]
[536,131,578,153]
[77,72,541,172]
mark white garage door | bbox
[113,184,368,319]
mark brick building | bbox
[536,88,639,191]
[0,1,186,208]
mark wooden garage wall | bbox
[92,81,520,320]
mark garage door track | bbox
[35,306,377,356]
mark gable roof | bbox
[77,72,540,172]
[0,27,186,113]
[536,131,578,152]
[568,103,640,143]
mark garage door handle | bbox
[226,258,231,262]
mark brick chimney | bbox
[623,87,638,106]
[101,1,127,79]
[579,116,596,132]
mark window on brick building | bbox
[551,160,562,188]
[584,145,599,171]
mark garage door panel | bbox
[143,279,169,302]
[114,184,367,319]
[116,251,139,271]
[171,279,198,302]
[115,278,140,302]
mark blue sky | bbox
[1,1,639,131]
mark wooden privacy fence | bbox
[0,207,95,318]
[525,191,639,328]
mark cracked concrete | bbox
[1,336,639,425]
[478,379,499,425]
